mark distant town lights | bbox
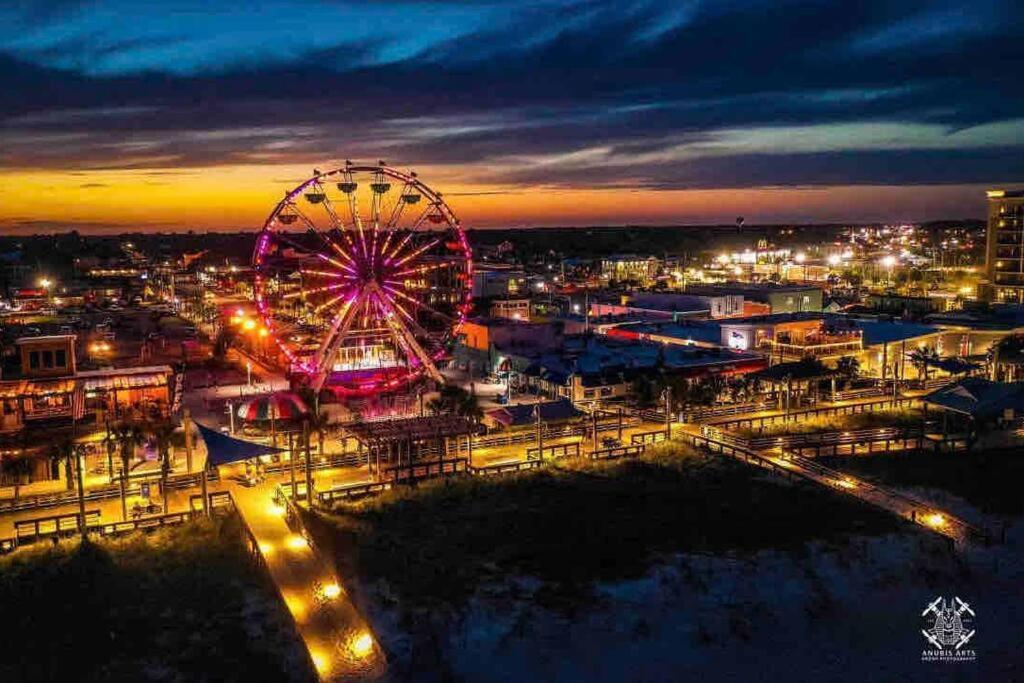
[794,252,806,263]
[827,254,842,266]
[880,255,897,268]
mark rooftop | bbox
[485,398,584,427]
[685,281,822,294]
[924,378,1024,418]
[853,319,941,346]
[15,335,77,345]
[988,189,1024,199]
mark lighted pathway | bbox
[231,483,387,681]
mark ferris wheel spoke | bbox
[268,230,326,258]
[282,281,350,300]
[406,202,437,232]
[382,180,413,230]
[300,268,350,279]
[390,258,459,279]
[282,199,324,235]
[382,283,455,323]
[393,238,441,268]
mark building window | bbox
[42,350,54,368]
[55,349,66,368]
[29,351,40,369]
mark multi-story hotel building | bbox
[986,189,1024,303]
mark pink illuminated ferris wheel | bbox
[252,163,473,396]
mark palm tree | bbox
[103,429,118,485]
[48,436,77,492]
[49,437,89,538]
[296,386,329,462]
[908,346,940,384]
[988,334,1024,381]
[836,356,860,388]
[1,453,34,502]
[149,421,177,510]
[112,421,143,520]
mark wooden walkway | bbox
[679,427,993,549]
[232,483,386,681]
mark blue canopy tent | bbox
[194,421,284,466]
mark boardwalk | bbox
[231,484,386,681]
[681,425,992,549]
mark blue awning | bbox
[194,421,284,466]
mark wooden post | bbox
[183,408,193,474]
[303,421,313,507]
[201,467,209,517]
[288,431,297,500]
[536,401,544,461]
[270,401,277,448]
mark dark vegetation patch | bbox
[0,517,312,683]
[307,445,898,613]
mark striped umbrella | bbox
[236,392,309,421]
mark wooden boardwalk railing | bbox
[526,442,580,461]
[631,429,668,445]
[589,444,646,460]
[706,396,919,431]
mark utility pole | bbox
[288,431,297,500]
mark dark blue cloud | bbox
[0,0,1022,190]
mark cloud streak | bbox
[0,0,1022,225]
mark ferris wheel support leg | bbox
[367,282,445,385]
[311,290,364,392]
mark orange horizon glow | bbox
[0,164,995,234]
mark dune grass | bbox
[0,517,312,683]
[305,443,898,614]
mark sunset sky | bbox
[1,0,1023,233]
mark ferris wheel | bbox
[252,162,473,396]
